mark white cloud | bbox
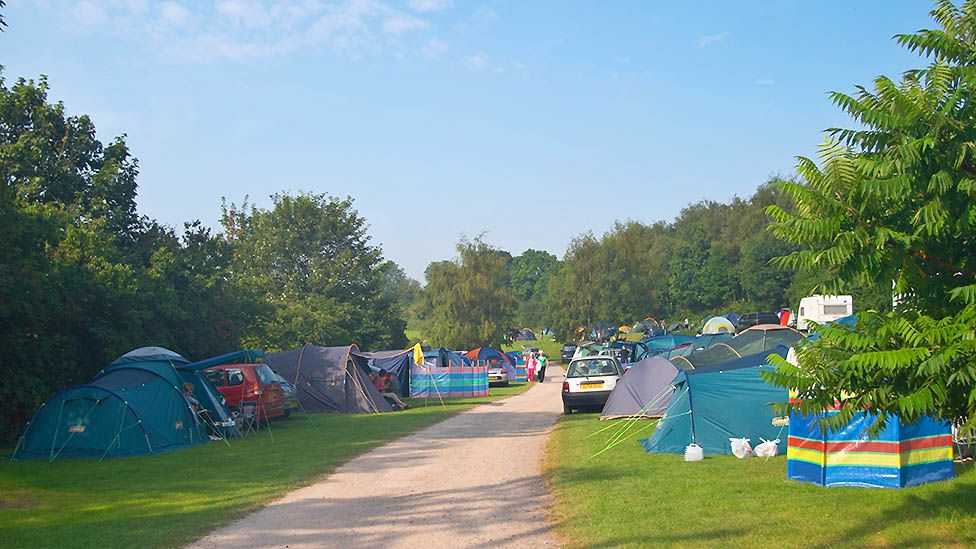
[73,1,107,26]
[463,52,525,74]
[58,0,439,61]
[421,38,447,58]
[383,13,427,35]
[755,78,775,86]
[408,0,453,12]
[464,52,489,70]
[159,2,191,26]
[471,6,496,23]
[698,32,727,48]
[216,0,269,28]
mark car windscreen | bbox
[567,359,618,378]
[254,365,278,385]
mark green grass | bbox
[0,383,533,549]
[545,413,976,548]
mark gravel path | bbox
[189,368,565,549]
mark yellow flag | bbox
[412,343,424,366]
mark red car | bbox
[204,363,286,420]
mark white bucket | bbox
[684,443,704,462]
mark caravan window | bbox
[799,307,805,316]
[824,305,849,315]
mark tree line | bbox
[412,182,880,347]
[0,74,408,441]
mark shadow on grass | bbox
[2,381,560,548]
[823,461,976,547]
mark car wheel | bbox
[563,403,572,415]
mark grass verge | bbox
[503,335,566,363]
[545,413,976,548]
[0,383,533,549]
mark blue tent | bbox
[664,333,733,360]
[357,349,414,397]
[423,347,471,367]
[641,334,694,356]
[465,347,516,379]
[611,340,651,362]
[639,347,790,455]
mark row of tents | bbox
[14,342,503,461]
[595,321,956,489]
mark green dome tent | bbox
[639,347,790,455]
[15,348,206,460]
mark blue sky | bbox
[3,1,935,279]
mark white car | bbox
[561,356,622,414]
[488,365,509,386]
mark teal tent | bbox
[639,347,790,455]
[103,347,238,431]
[15,348,206,460]
[14,347,253,460]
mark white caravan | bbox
[796,295,854,331]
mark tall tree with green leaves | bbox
[224,193,408,351]
[417,236,516,348]
[510,249,560,327]
[766,0,976,433]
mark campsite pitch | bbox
[189,371,564,548]
[546,413,976,548]
[0,384,532,548]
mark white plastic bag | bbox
[754,438,780,458]
[729,437,754,458]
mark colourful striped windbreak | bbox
[410,365,489,399]
[515,365,528,383]
[787,410,953,488]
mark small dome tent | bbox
[701,316,735,335]
[600,356,681,419]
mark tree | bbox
[417,237,516,348]
[765,0,976,434]
[224,193,408,350]
[510,249,560,327]
[738,230,795,308]
[667,224,735,311]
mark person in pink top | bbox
[370,369,409,410]
[526,352,537,382]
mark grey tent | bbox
[265,345,394,413]
[515,328,537,341]
[600,356,681,419]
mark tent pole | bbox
[48,399,66,462]
[429,364,446,408]
[10,433,25,462]
[51,399,101,462]
[100,405,129,463]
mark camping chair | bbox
[953,422,975,461]
[237,401,260,438]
